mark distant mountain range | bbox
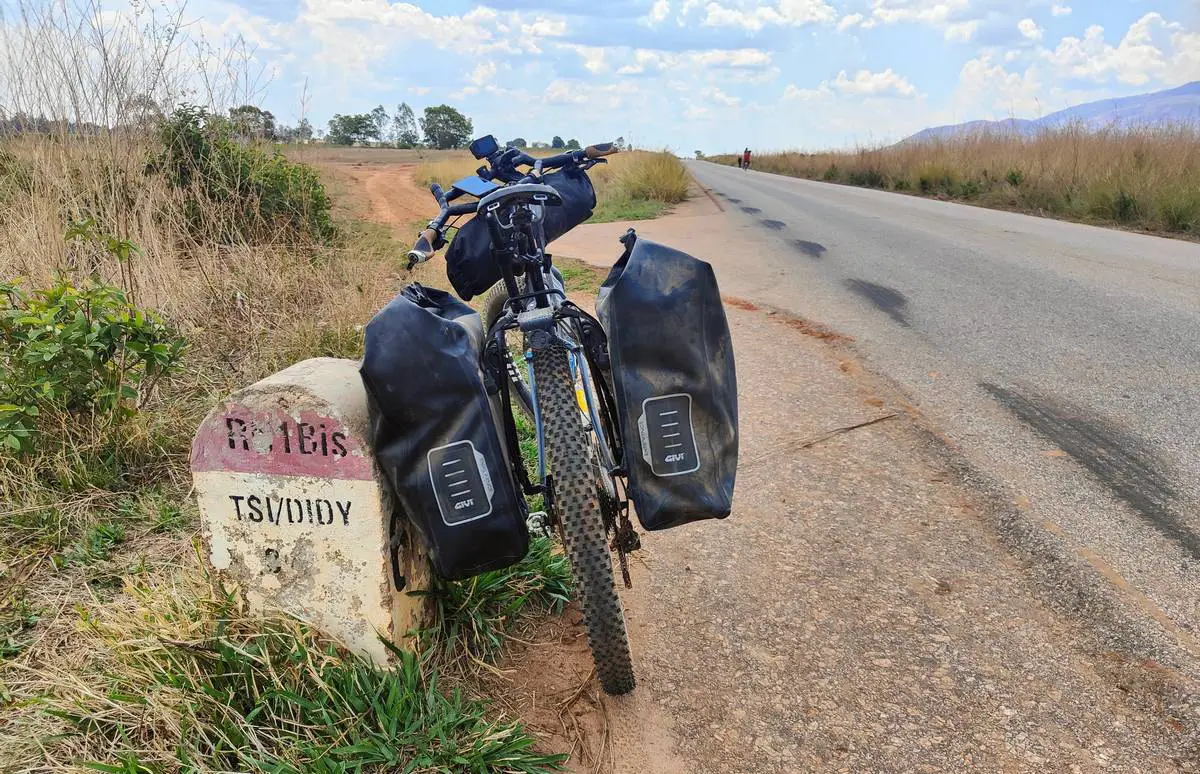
[904,81,1200,143]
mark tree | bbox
[614,136,627,151]
[391,102,419,147]
[694,150,705,159]
[566,138,581,150]
[121,93,164,129]
[551,135,565,149]
[295,118,313,143]
[420,104,473,150]
[229,105,276,140]
[506,137,527,148]
[370,105,389,144]
[326,113,377,145]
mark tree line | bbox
[0,99,623,154]
[325,103,472,149]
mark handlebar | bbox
[405,227,439,269]
[406,139,618,270]
[585,142,617,159]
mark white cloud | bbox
[782,82,833,100]
[701,0,836,30]
[521,17,567,38]
[832,68,918,97]
[690,48,772,68]
[955,54,1043,116]
[1018,18,1043,42]
[870,0,971,28]
[616,49,673,74]
[545,79,588,104]
[467,60,496,87]
[561,43,608,74]
[782,67,917,101]
[297,0,564,76]
[700,86,741,106]
[1051,4,1071,16]
[944,20,978,42]
[648,0,670,24]
[609,47,770,75]
[837,12,864,31]
[1171,30,1200,83]
[1045,12,1179,86]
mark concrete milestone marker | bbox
[191,357,428,665]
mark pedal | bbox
[526,511,552,538]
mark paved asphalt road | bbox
[686,160,1200,652]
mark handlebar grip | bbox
[585,143,618,159]
[405,228,438,269]
[430,183,448,208]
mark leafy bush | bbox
[1089,187,1141,223]
[1006,168,1025,187]
[918,165,960,196]
[0,273,185,453]
[152,105,336,244]
[846,168,886,188]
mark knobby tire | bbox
[532,341,635,695]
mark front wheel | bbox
[533,340,635,695]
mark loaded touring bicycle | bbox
[360,135,738,695]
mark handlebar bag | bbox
[445,169,596,301]
[445,217,495,302]
[541,168,596,242]
[596,234,738,530]
[360,283,529,580]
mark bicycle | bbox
[406,135,637,695]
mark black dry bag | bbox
[360,283,529,580]
[596,233,738,530]
[446,169,596,301]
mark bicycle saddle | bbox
[479,183,564,211]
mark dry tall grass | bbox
[715,126,1200,235]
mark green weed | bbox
[42,576,564,773]
[425,537,572,666]
[0,595,40,659]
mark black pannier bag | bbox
[360,283,529,580]
[596,233,738,530]
[446,169,596,301]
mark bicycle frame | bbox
[492,257,622,497]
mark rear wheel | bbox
[533,340,635,695]
[482,281,533,417]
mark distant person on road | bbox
[736,155,743,169]
[742,147,752,170]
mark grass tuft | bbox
[20,564,565,772]
[424,537,573,668]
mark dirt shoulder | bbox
[497,196,1197,772]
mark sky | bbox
[146,0,1200,151]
